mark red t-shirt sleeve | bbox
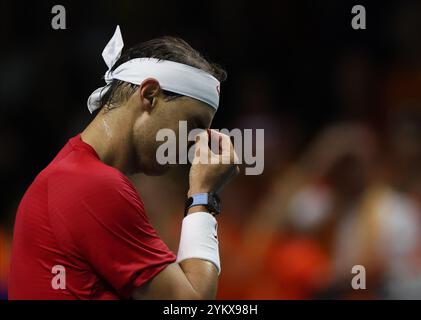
[51,172,176,299]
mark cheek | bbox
[132,120,153,162]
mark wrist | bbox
[186,205,210,216]
[185,192,221,217]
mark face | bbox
[132,91,216,175]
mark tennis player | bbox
[9,26,238,300]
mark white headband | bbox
[87,26,221,113]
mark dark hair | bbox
[98,36,227,112]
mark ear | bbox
[139,78,161,111]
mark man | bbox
[9,26,239,299]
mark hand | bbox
[188,129,239,196]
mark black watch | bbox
[184,192,221,216]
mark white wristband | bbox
[176,211,221,274]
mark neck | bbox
[81,105,137,174]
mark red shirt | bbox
[9,135,176,300]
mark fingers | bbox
[215,132,240,167]
[189,130,240,195]
[215,132,239,165]
[195,129,209,148]
[195,130,221,160]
